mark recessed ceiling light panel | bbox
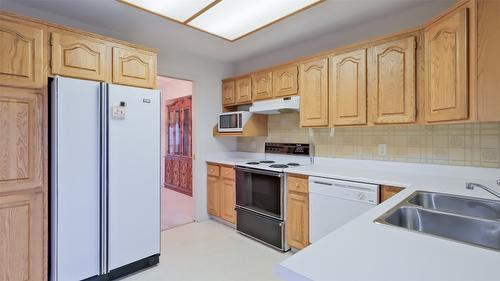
[188,0,323,41]
[119,0,217,22]
[117,0,324,41]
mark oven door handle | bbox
[235,166,284,177]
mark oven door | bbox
[235,167,284,220]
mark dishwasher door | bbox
[309,177,378,243]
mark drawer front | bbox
[287,175,308,193]
[221,166,235,180]
[207,164,220,177]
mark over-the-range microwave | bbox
[218,111,252,132]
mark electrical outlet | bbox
[378,144,387,156]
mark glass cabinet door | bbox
[174,110,180,155]
[183,108,191,156]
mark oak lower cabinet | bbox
[50,29,109,81]
[0,15,44,88]
[235,76,252,104]
[112,46,157,88]
[252,71,273,101]
[286,175,309,250]
[424,5,470,123]
[0,192,44,281]
[379,185,404,203]
[273,65,298,98]
[207,163,236,224]
[299,58,329,127]
[368,36,417,124]
[329,49,367,126]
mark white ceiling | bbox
[1,0,453,63]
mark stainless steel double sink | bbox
[375,191,500,251]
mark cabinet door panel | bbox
[287,191,309,250]
[330,49,367,126]
[273,65,298,98]
[0,192,43,281]
[252,71,272,101]
[220,179,236,224]
[112,46,156,88]
[369,37,416,124]
[222,80,235,105]
[51,31,108,81]
[0,87,43,193]
[425,8,469,122]
[299,58,328,127]
[235,77,252,104]
[207,175,220,217]
[0,17,44,88]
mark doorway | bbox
[158,75,194,230]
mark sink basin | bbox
[408,192,500,221]
[380,206,500,251]
[375,191,500,252]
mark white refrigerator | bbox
[50,76,161,281]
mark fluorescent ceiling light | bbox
[118,0,324,41]
[119,0,217,22]
[188,0,322,41]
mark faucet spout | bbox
[466,182,500,199]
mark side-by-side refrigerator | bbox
[50,76,161,281]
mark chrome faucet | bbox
[466,182,500,199]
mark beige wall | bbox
[237,113,500,168]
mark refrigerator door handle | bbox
[100,83,109,275]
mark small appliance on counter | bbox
[235,143,313,251]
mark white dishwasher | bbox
[309,176,379,243]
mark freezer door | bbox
[107,84,161,271]
[50,77,101,281]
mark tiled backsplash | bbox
[237,113,500,168]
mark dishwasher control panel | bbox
[308,177,379,204]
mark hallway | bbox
[161,187,194,230]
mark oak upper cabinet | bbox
[0,192,44,281]
[222,80,235,105]
[273,65,298,98]
[112,46,157,88]
[329,49,367,126]
[424,7,469,123]
[252,71,273,101]
[287,175,309,250]
[235,76,252,104]
[51,30,109,81]
[0,16,44,88]
[299,58,329,127]
[368,37,416,124]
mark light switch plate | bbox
[378,144,387,156]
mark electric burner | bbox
[287,163,300,166]
[259,160,275,163]
[269,164,288,168]
[246,162,260,165]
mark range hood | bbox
[249,96,300,114]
